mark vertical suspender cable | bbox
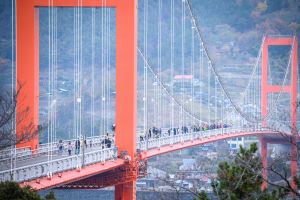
[10,0,16,180]
[106,1,109,133]
[79,0,83,138]
[158,0,162,128]
[208,62,211,123]
[199,42,203,123]
[73,7,75,140]
[75,4,79,140]
[221,84,224,128]
[75,1,78,140]
[214,77,217,121]
[143,0,148,138]
[101,0,104,135]
[76,2,79,139]
[105,2,108,133]
[104,3,107,133]
[54,8,58,142]
[91,8,95,137]
[191,24,195,126]
[50,0,53,165]
[52,4,54,148]
[108,8,111,133]
[170,0,174,131]
[181,0,185,128]
[106,1,108,133]
[74,2,77,140]
[108,10,112,133]
[108,4,111,132]
[47,0,51,170]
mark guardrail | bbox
[136,126,273,151]
[0,147,31,160]
[0,135,114,165]
[0,147,118,183]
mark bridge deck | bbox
[21,158,124,190]
[141,130,276,159]
[0,144,111,172]
[0,126,288,190]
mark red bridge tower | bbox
[260,36,298,190]
[16,0,138,199]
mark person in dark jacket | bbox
[75,139,80,155]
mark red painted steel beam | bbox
[60,160,139,189]
[261,36,298,132]
[291,38,298,135]
[34,0,116,7]
[16,0,39,150]
[291,140,298,191]
[265,38,293,46]
[114,1,137,199]
[115,0,137,160]
[266,85,290,93]
[260,137,268,190]
[20,159,124,191]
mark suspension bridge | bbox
[0,0,298,199]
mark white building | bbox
[228,136,258,150]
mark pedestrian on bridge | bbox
[105,133,112,148]
[84,139,87,149]
[140,135,144,142]
[111,124,116,132]
[75,138,80,155]
[58,140,63,155]
[148,128,152,138]
[68,141,72,156]
[90,140,93,148]
[167,129,171,136]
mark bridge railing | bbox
[38,135,109,150]
[137,126,271,151]
[0,125,285,183]
[0,135,113,165]
[0,147,118,183]
[0,147,31,160]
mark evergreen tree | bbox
[194,190,210,200]
[0,181,56,200]
[0,181,41,200]
[45,191,56,200]
[211,143,288,200]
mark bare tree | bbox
[0,84,39,151]
[261,101,300,197]
[145,174,198,200]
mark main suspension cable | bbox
[138,47,202,123]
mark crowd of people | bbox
[139,122,230,142]
[55,122,230,155]
[57,133,114,156]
